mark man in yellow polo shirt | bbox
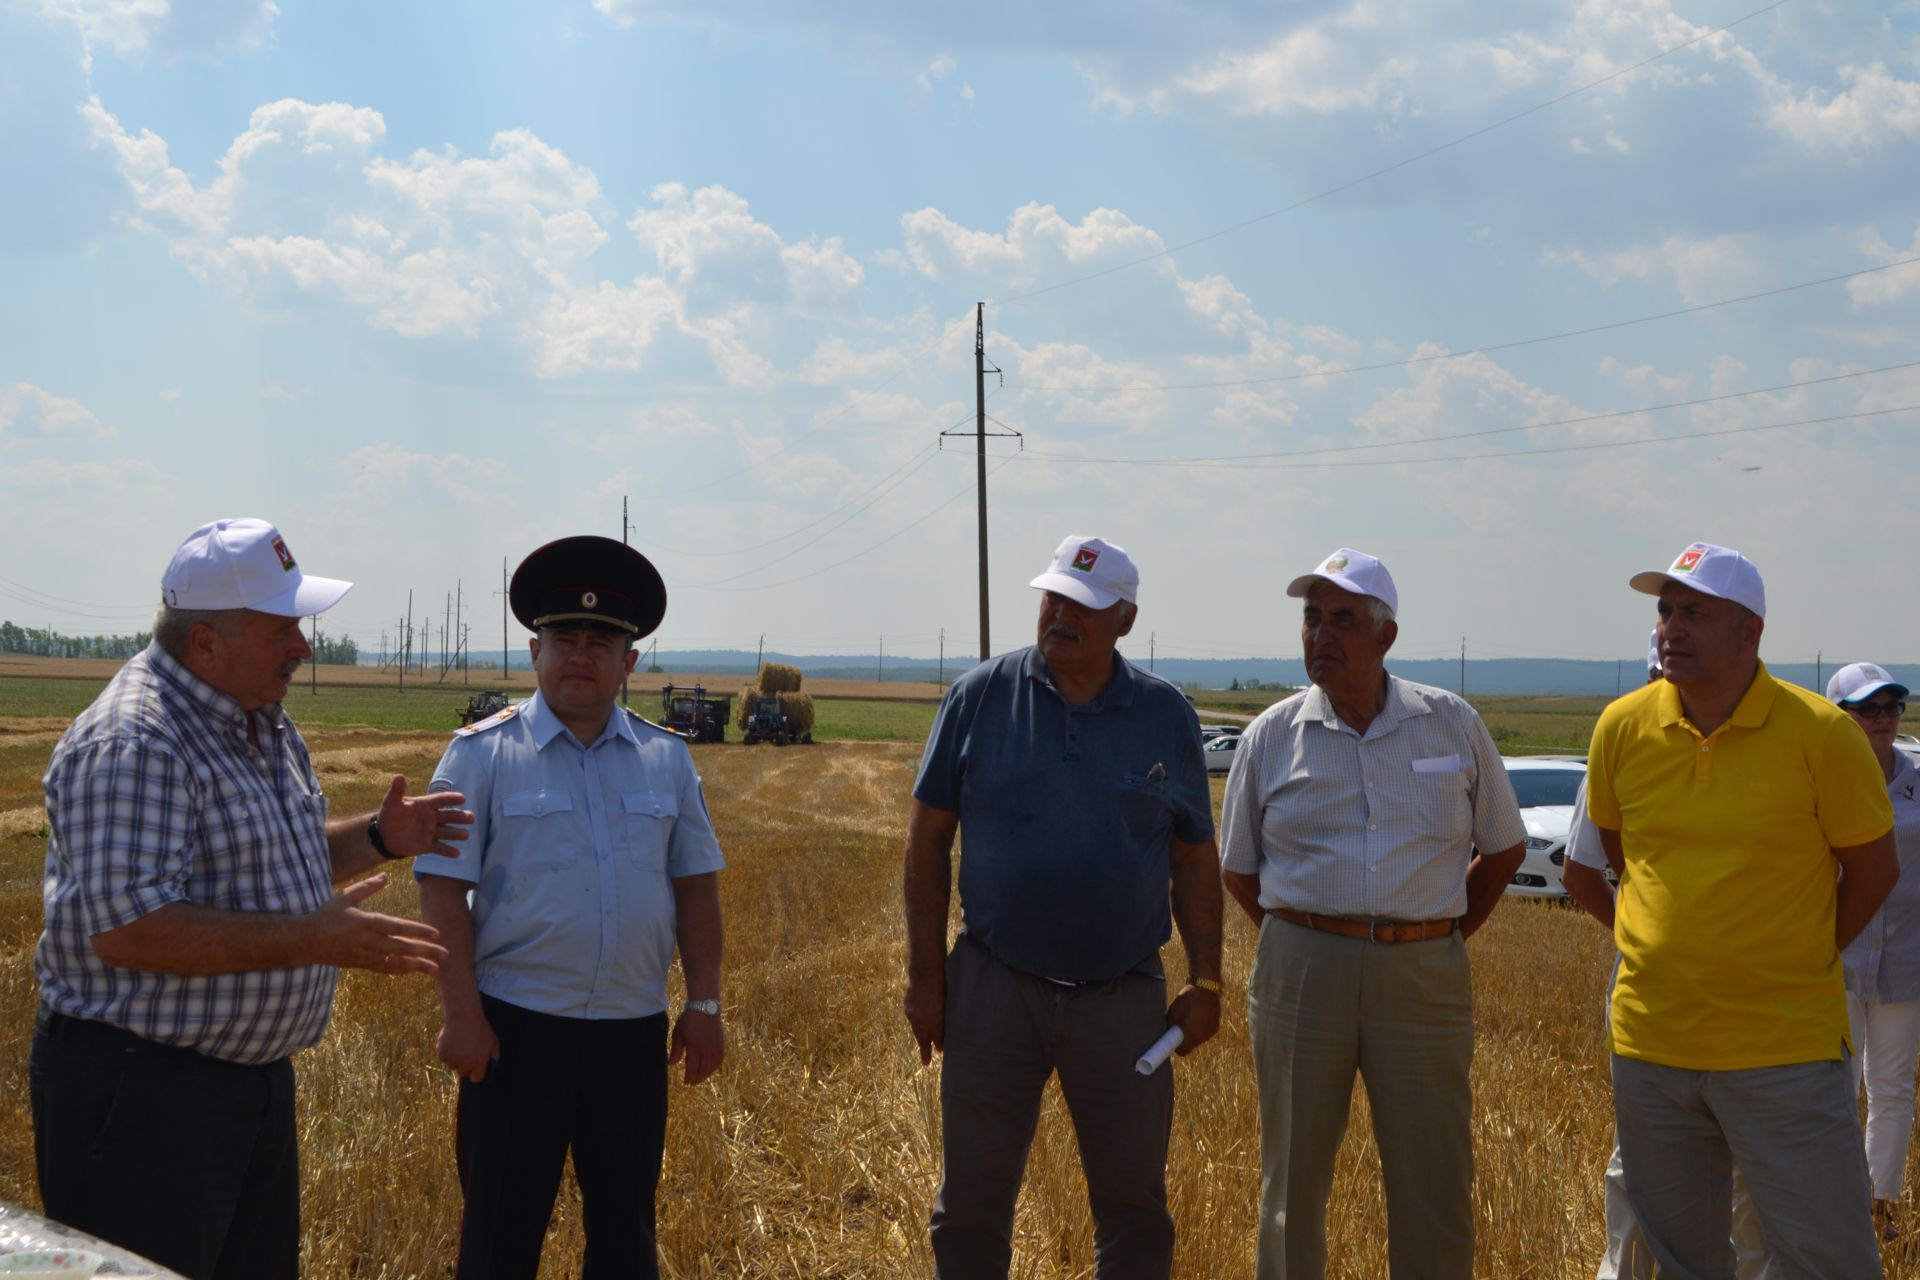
[1586,541,1897,1280]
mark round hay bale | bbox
[736,685,763,731]
[757,662,804,694]
[776,691,815,735]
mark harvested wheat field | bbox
[0,717,1914,1278]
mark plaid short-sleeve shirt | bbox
[35,643,338,1064]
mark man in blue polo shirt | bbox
[902,533,1222,1280]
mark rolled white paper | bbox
[1134,1026,1185,1075]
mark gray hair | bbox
[1306,579,1395,631]
[153,603,248,659]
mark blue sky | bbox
[3,0,1917,669]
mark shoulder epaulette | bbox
[455,705,521,737]
[624,708,693,741]
[624,707,668,730]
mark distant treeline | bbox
[0,620,359,665]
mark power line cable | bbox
[674,445,948,586]
[659,440,946,559]
[0,585,157,624]
[683,456,1018,593]
[1005,257,1920,394]
[1020,358,1920,466]
[1009,402,1919,471]
[995,0,1790,306]
[641,310,975,556]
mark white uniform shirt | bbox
[1219,675,1527,920]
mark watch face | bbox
[686,998,722,1016]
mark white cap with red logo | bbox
[161,518,352,617]
[1029,535,1139,610]
[1629,542,1765,618]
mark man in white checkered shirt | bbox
[1219,547,1527,1280]
[31,518,473,1280]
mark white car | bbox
[1204,733,1242,774]
[1500,756,1588,898]
[1898,733,1920,766]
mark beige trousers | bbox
[1247,915,1475,1280]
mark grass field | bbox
[1,664,1917,1277]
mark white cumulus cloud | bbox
[1541,234,1760,305]
[0,383,112,443]
[35,0,277,60]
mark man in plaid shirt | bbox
[30,518,474,1280]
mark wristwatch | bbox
[684,998,723,1017]
[367,814,400,860]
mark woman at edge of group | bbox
[1828,661,1920,1244]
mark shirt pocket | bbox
[1119,772,1172,841]
[622,789,677,872]
[1408,765,1471,834]
[498,789,578,864]
[501,789,575,821]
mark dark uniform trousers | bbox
[933,934,1176,1280]
[455,993,670,1280]
[29,1006,300,1280]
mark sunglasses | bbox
[1845,699,1908,721]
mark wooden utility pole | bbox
[402,591,412,693]
[621,497,632,707]
[498,557,509,679]
[974,304,990,665]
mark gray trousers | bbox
[931,935,1175,1280]
[1612,1054,1881,1280]
[1247,917,1475,1280]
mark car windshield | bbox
[1505,768,1584,809]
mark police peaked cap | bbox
[509,535,667,638]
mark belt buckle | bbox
[1368,919,1384,943]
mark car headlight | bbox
[1524,837,1554,851]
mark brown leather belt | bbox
[1269,907,1457,944]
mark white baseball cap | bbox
[161,518,352,617]
[1029,535,1138,610]
[1827,662,1909,706]
[1286,547,1398,615]
[1629,542,1765,618]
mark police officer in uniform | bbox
[416,535,725,1280]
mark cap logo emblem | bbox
[582,591,598,608]
[1673,548,1704,573]
[1324,555,1348,571]
[1071,547,1100,573]
[271,537,297,572]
